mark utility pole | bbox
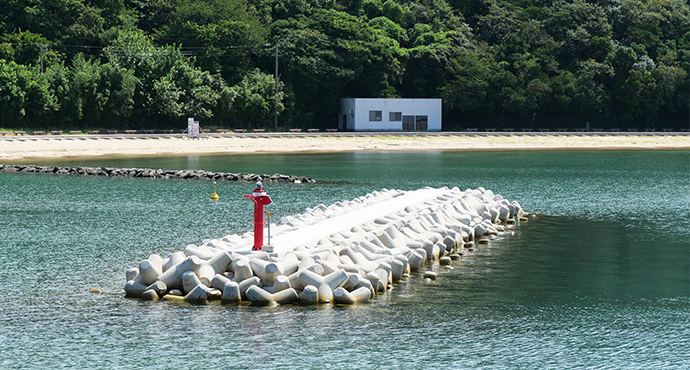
[39,43,45,73]
[274,42,279,131]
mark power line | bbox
[0,42,274,57]
[280,55,349,98]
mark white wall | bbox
[339,99,356,130]
[340,98,442,131]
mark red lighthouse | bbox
[242,177,272,251]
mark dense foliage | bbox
[0,0,688,130]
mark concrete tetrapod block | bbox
[490,207,500,223]
[124,280,148,298]
[376,268,389,291]
[353,277,375,296]
[288,264,319,291]
[338,254,355,266]
[408,251,424,272]
[474,222,488,237]
[341,273,360,291]
[400,227,439,250]
[306,264,325,275]
[126,267,139,282]
[321,260,359,274]
[145,281,167,299]
[353,243,388,262]
[182,271,202,294]
[444,202,472,223]
[221,281,241,304]
[375,262,393,285]
[424,241,442,262]
[358,239,385,255]
[137,259,162,286]
[197,264,216,287]
[250,258,298,286]
[156,256,202,290]
[317,260,337,275]
[333,287,372,305]
[299,285,319,305]
[366,271,382,294]
[232,258,254,282]
[184,244,216,260]
[339,248,375,270]
[140,289,159,301]
[435,242,447,258]
[394,254,410,275]
[211,274,231,290]
[245,285,298,306]
[443,235,457,251]
[208,288,222,301]
[384,225,418,251]
[295,269,348,303]
[205,251,233,274]
[271,275,291,293]
[390,258,405,282]
[237,276,262,300]
[376,228,402,250]
[510,201,524,219]
[163,251,186,272]
[184,284,210,303]
[149,253,164,267]
[498,205,511,222]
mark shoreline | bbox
[1,133,689,161]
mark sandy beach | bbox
[1,133,689,160]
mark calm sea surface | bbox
[1,150,688,369]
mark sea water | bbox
[0,150,688,369]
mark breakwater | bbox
[124,186,526,305]
[0,164,315,183]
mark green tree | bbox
[153,0,267,83]
[0,60,55,127]
[271,9,403,126]
[230,68,284,127]
[572,59,614,116]
[0,0,86,40]
[442,49,506,114]
[45,54,137,127]
[0,31,61,68]
[62,5,106,46]
[614,0,690,58]
[545,0,612,68]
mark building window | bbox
[389,112,402,121]
[369,110,382,121]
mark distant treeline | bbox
[0,0,688,130]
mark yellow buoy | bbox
[210,181,219,200]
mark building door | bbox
[415,115,428,131]
[402,115,415,131]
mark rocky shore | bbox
[0,164,315,183]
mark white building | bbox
[339,98,442,132]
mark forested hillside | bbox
[1,0,688,130]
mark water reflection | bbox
[1,150,688,368]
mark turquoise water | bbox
[1,150,688,369]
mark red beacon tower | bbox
[242,177,272,251]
